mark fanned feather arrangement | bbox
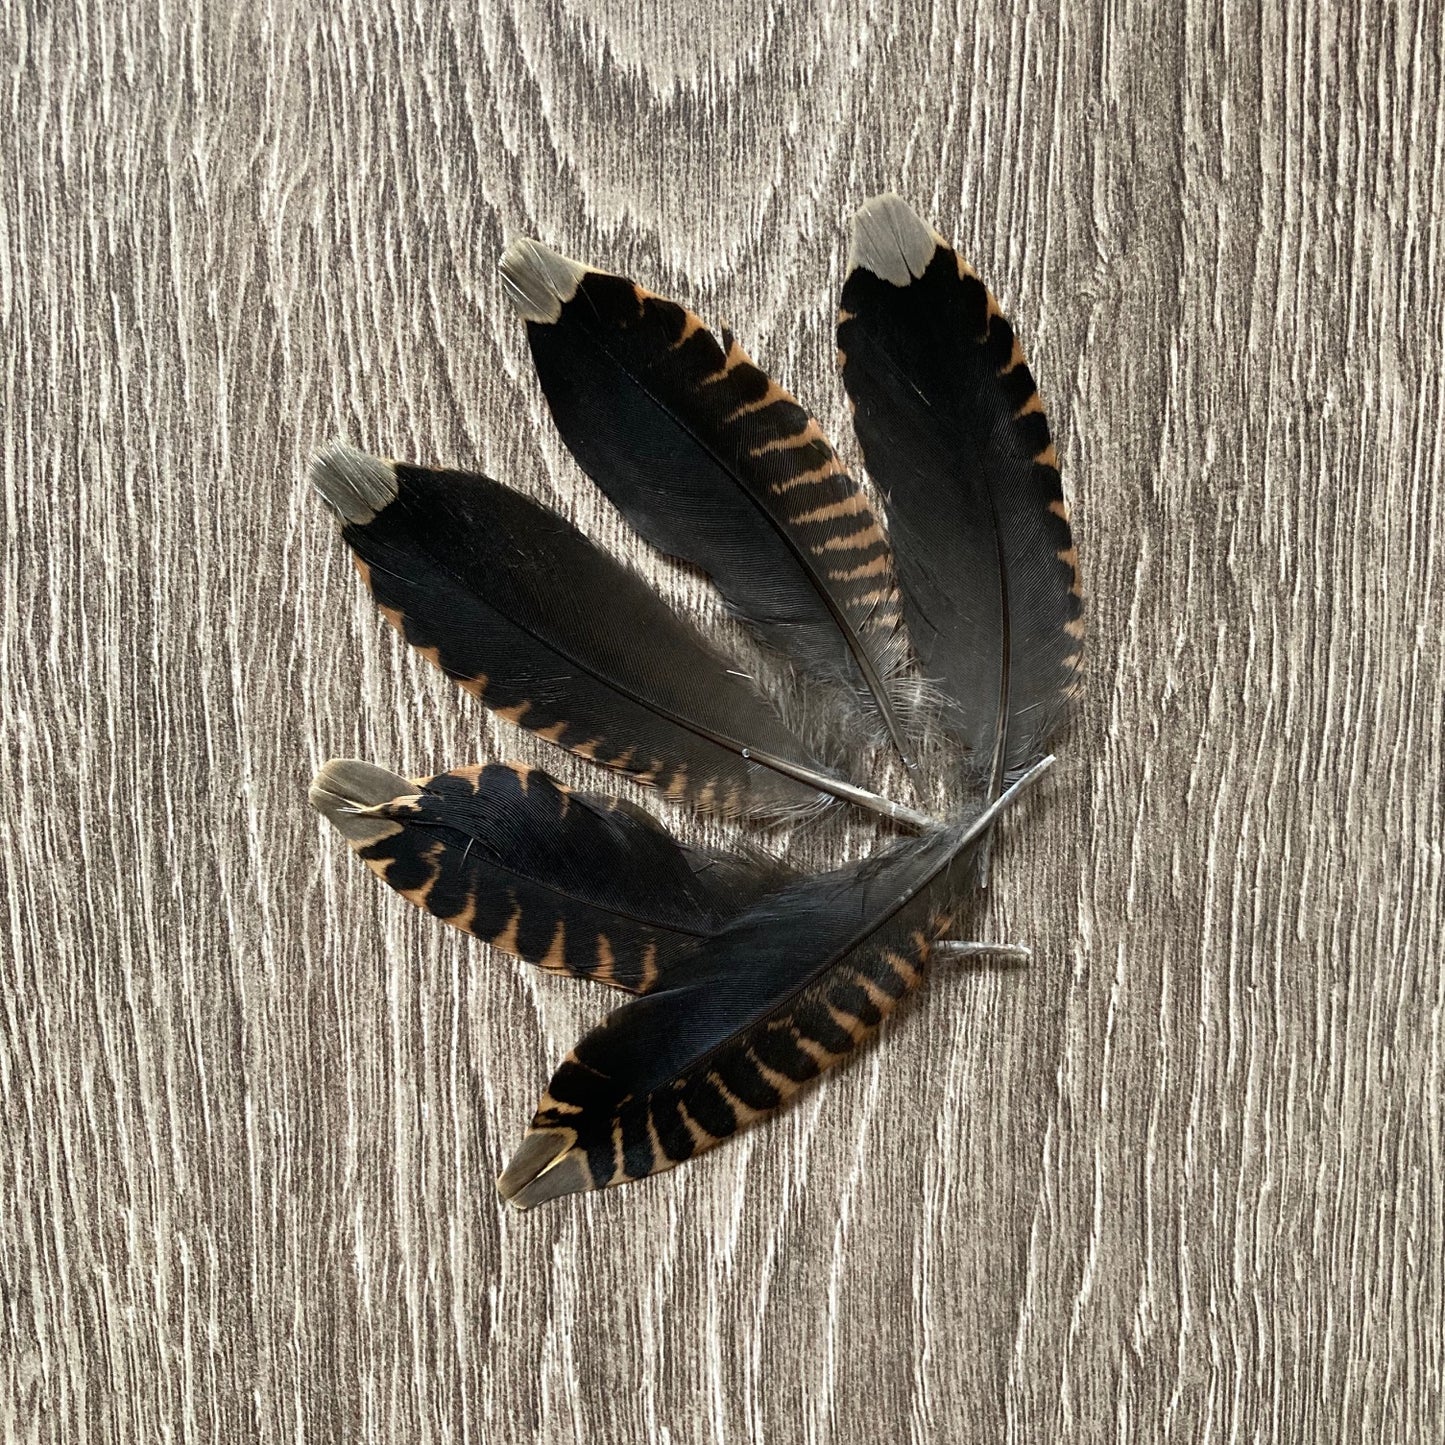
[306,195,1083,1209]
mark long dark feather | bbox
[838,195,1084,800]
[311,446,931,825]
[310,758,786,992]
[496,757,1050,1207]
[499,240,914,770]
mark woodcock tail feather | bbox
[305,195,1083,1209]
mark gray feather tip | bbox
[309,758,415,844]
[499,238,589,324]
[848,194,940,287]
[310,443,397,525]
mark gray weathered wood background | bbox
[4,0,1442,1440]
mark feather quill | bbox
[838,195,1083,806]
[311,445,931,826]
[496,756,1051,1208]
[500,240,915,770]
[310,758,786,992]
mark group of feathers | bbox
[307,194,1084,1210]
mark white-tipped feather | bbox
[310,443,397,525]
[847,194,941,287]
[499,238,589,324]
[309,758,417,845]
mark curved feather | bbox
[310,758,786,992]
[500,239,914,769]
[496,757,1051,1207]
[311,446,931,824]
[838,195,1084,797]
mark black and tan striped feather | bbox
[310,759,785,992]
[496,761,1048,1207]
[501,240,913,769]
[838,195,1083,801]
[312,446,847,820]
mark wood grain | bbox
[4,0,1442,1440]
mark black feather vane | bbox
[838,195,1083,801]
[496,759,1050,1208]
[310,446,931,827]
[310,758,787,993]
[499,239,915,772]
[306,196,1083,1210]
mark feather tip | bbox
[499,238,589,324]
[847,194,940,287]
[311,444,397,525]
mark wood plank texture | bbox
[3,1,1442,1440]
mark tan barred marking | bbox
[707,1071,764,1128]
[442,763,486,788]
[699,337,752,387]
[396,841,446,908]
[532,720,567,743]
[1004,332,1027,371]
[1048,498,1071,520]
[747,1047,799,1095]
[359,851,401,885]
[1035,443,1060,469]
[1057,546,1079,573]
[1065,616,1087,639]
[492,699,532,725]
[538,920,568,974]
[881,948,923,989]
[854,586,898,607]
[457,672,490,701]
[770,461,845,495]
[695,781,717,812]
[675,1098,714,1148]
[635,940,659,994]
[849,969,898,1012]
[593,933,618,987]
[445,895,478,936]
[825,1003,873,1046]
[641,1112,667,1176]
[537,1095,583,1118]
[663,765,690,801]
[827,555,892,581]
[571,735,606,761]
[608,746,636,769]
[722,376,791,424]
[837,307,856,323]
[601,1126,624,1186]
[791,492,872,524]
[375,600,407,635]
[818,524,887,553]
[793,1029,844,1070]
[749,417,826,456]
[664,307,706,350]
[490,903,523,956]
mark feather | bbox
[838,195,1084,803]
[311,445,932,826]
[499,239,915,771]
[496,756,1051,1207]
[310,758,786,992]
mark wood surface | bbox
[4,0,1442,1440]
